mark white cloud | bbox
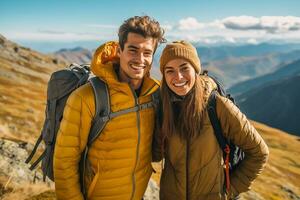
[247,38,259,44]
[225,37,236,43]
[222,16,300,33]
[4,16,300,45]
[178,17,205,30]
[165,15,300,44]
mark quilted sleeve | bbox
[216,95,269,196]
[53,86,94,200]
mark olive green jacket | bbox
[153,76,269,200]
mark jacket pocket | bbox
[87,172,100,199]
[87,161,100,199]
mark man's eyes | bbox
[129,49,137,53]
[144,52,152,57]
[128,49,152,57]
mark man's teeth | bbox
[131,64,145,69]
[174,82,187,87]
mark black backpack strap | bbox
[25,134,43,164]
[151,88,160,106]
[207,90,228,150]
[207,90,232,193]
[25,99,57,171]
[80,77,110,199]
[79,78,157,198]
[88,77,110,145]
[70,64,91,88]
[151,88,162,127]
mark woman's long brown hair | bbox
[161,74,206,150]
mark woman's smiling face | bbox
[164,58,196,96]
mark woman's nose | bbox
[175,71,184,79]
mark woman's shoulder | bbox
[199,75,218,103]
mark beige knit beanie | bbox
[160,40,201,74]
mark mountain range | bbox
[52,47,93,65]
[0,34,300,199]
[195,42,300,62]
[52,43,300,88]
[229,59,300,96]
[236,74,300,136]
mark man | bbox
[53,16,165,200]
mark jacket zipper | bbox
[186,137,190,200]
[129,86,141,200]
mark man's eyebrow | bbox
[127,45,153,53]
[127,45,139,49]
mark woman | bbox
[153,41,269,200]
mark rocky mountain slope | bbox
[53,47,93,65]
[0,34,67,144]
[1,121,299,200]
[229,59,300,96]
[202,49,300,88]
[237,74,300,136]
[0,35,299,200]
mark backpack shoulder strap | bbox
[151,88,160,105]
[151,88,162,127]
[88,77,110,146]
[25,99,57,171]
[80,77,110,198]
[207,90,228,150]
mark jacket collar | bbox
[91,41,160,97]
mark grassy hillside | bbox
[1,35,299,200]
[0,34,66,143]
[1,121,299,200]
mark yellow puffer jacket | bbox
[54,42,160,200]
[153,76,269,200]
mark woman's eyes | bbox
[165,68,188,74]
[165,70,174,74]
[181,66,189,71]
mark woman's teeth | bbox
[174,82,187,87]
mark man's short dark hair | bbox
[118,16,166,51]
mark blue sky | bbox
[1,0,300,52]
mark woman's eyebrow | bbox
[165,66,174,70]
[179,62,188,67]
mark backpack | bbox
[203,70,245,194]
[25,63,160,197]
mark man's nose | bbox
[135,53,145,63]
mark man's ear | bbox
[117,46,121,57]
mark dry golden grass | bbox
[1,36,299,199]
[0,39,66,143]
[0,181,55,200]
